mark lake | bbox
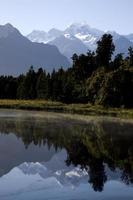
[0,109,133,200]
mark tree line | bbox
[0,33,133,107]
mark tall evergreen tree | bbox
[17,66,36,99]
[128,46,133,67]
[96,34,115,68]
[36,68,48,99]
[113,53,123,70]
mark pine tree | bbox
[36,69,48,99]
[96,34,115,68]
[17,66,36,99]
[128,47,133,67]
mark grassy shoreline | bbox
[0,100,132,119]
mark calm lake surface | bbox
[0,109,133,200]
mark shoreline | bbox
[0,100,132,120]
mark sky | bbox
[0,0,133,35]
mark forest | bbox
[0,34,133,108]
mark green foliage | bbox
[0,76,17,99]
[96,68,133,107]
[128,46,133,67]
[96,34,115,67]
[36,68,48,99]
[17,66,37,99]
[113,53,124,70]
[72,51,96,81]
[0,34,132,108]
[86,67,133,107]
[86,68,106,104]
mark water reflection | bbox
[0,111,133,193]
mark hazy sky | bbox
[0,0,133,35]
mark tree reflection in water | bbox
[0,116,133,192]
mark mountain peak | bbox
[4,23,14,28]
[0,23,20,38]
[65,23,89,35]
[0,23,70,75]
[27,30,47,38]
[65,23,104,37]
[66,22,90,28]
[48,28,62,33]
[48,28,62,38]
[1,23,17,32]
[30,30,46,34]
[27,23,133,60]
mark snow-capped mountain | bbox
[27,30,48,43]
[27,23,133,59]
[0,151,132,200]
[27,28,62,43]
[27,23,103,54]
[64,23,104,50]
[64,23,103,36]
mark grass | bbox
[0,99,132,119]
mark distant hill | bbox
[115,36,133,56]
[0,23,70,75]
[124,33,133,42]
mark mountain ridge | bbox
[0,23,70,75]
[27,23,133,59]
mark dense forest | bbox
[0,34,133,108]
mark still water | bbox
[0,109,133,200]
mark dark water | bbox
[0,109,133,200]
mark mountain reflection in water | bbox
[0,110,132,199]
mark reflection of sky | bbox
[0,151,133,200]
[0,133,56,177]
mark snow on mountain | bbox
[27,23,133,59]
[27,30,47,43]
[64,23,103,37]
[18,150,88,186]
[27,28,63,43]
[64,23,103,50]
[75,33,97,50]
[27,23,103,50]
[0,151,89,200]
[64,33,76,40]
[0,151,132,200]
[27,23,102,59]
